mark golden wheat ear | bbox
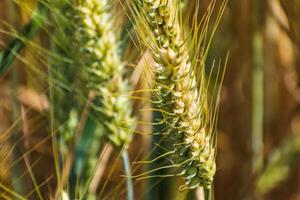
[127,0,227,192]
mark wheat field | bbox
[0,0,300,200]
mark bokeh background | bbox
[0,0,300,199]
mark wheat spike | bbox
[75,0,136,148]
[52,0,135,149]
[51,1,136,196]
[131,0,216,189]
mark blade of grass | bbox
[256,133,300,194]
[68,112,100,198]
[120,21,133,56]
[251,0,264,174]
[0,1,45,75]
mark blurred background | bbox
[1,0,300,199]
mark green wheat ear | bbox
[129,0,225,190]
[70,1,136,198]
[75,0,136,149]
[54,0,135,192]
[51,0,136,150]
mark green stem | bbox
[0,2,45,75]
[204,188,211,200]
[185,189,195,200]
[145,111,173,200]
[251,0,264,174]
[69,112,100,198]
[121,150,134,200]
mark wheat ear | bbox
[51,0,136,198]
[59,0,135,199]
[131,0,217,189]
[72,0,136,198]
[75,0,136,149]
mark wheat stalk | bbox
[131,0,218,190]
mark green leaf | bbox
[256,134,300,194]
[0,2,46,75]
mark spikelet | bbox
[75,0,136,149]
[131,0,216,189]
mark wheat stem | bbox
[252,0,264,174]
[204,188,211,200]
[122,150,134,200]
